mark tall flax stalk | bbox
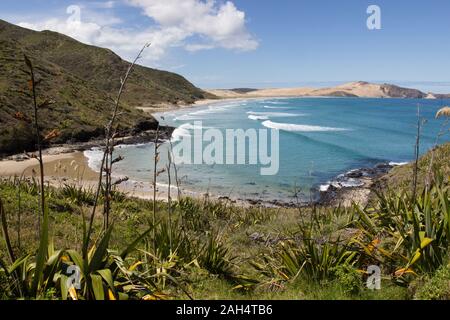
[103,132,115,229]
[167,150,173,251]
[152,126,160,253]
[24,56,45,227]
[86,44,150,252]
[412,104,423,201]
[0,197,15,263]
[168,139,182,201]
[16,178,22,250]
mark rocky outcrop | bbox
[380,84,426,99]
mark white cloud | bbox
[128,0,259,51]
[185,43,216,52]
[91,1,117,9]
[16,0,258,64]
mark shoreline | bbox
[139,96,295,116]
[0,97,411,208]
[137,97,238,114]
[0,145,406,208]
[316,162,401,207]
[0,150,202,203]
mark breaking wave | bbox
[261,120,350,132]
[246,111,302,117]
[248,115,269,121]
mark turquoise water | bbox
[85,98,450,202]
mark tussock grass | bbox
[1,166,448,300]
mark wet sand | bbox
[0,150,203,202]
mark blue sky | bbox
[1,0,450,91]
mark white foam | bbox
[263,105,288,109]
[319,184,330,192]
[261,120,350,132]
[339,178,365,188]
[266,101,289,105]
[84,143,154,171]
[248,115,269,121]
[115,143,148,149]
[190,109,215,115]
[389,161,408,166]
[156,182,180,191]
[171,123,193,142]
[83,148,103,172]
[246,111,301,117]
[190,104,240,116]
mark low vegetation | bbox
[0,143,449,299]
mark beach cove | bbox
[2,96,449,207]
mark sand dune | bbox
[309,81,388,98]
[207,81,444,99]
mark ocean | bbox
[84,97,450,202]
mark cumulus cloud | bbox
[16,0,258,64]
[128,0,258,51]
[185,43,216,52]
[91,1,117,9]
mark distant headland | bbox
[208,81,450,99]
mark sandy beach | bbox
[0,150,195,202]
[0,151,97,186]
[0,153,77,177]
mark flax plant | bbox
[88,43,150,247]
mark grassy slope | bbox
[1,143,448,300]
[0,181,409,300]
[375,142,450,192]
[0,20,214,155]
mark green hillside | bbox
[0,19,213,156]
